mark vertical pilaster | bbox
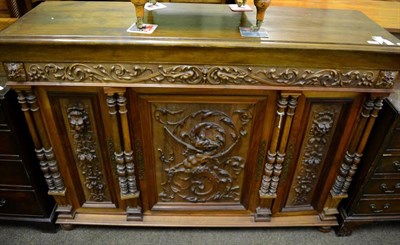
[15,88,73,218]
[321,96,384,221]
[105,88,142,221]
[255,93,300,221]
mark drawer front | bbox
[0,131,20,156]
[354,198,400,215]
[0,102,8,127]
[386,128,400,151]
[375,156,400,174]
[0,189,43,216]
[0,159,31,186]
[363,179,400,195]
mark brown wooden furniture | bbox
[0,1,399,230]
[0,86,57,232]
[336,87,400,236]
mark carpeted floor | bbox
[1,221,399,245]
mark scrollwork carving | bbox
[28,63,152,82]
[156,107,253,202]
[20,62,398,89]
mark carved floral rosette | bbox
[155,107,253,203]
[3,62,399,89]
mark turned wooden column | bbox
[105,88,142,221]
[255,92,300,221]
[320,95,385,221]
[15,86,74,219]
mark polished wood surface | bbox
[0,2,399,229]
[268,0,400,33]
[0,2,397,48]
[1,0,399,32]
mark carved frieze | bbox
[155,107,253,203]
[5,62,397,89]
[66,103,108,202]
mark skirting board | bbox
[57,214,338,227]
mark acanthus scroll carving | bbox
[28,63,152,82]
[15,62,398,89]
[67,103,107,202]
[156,107,253,202]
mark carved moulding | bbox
[155,106,253,203]
[4,62,398,88]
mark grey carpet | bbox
[1,222,399,245]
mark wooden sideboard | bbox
[0,2,399,229]
[336,87,400,236]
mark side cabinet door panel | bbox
[273,92,361,215]
[43,88,122,211]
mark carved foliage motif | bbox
[4,62,26,82]
[291,108,338,206]
[18,63,398,89]
[28,63,152,82]
[155,107,253,202]
[67,103,107,202]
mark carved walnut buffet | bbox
[0,2,399,230]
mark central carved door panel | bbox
[132,92,276,215]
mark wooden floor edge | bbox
[56,213,338,227]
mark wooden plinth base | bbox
[57,213,338,228]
